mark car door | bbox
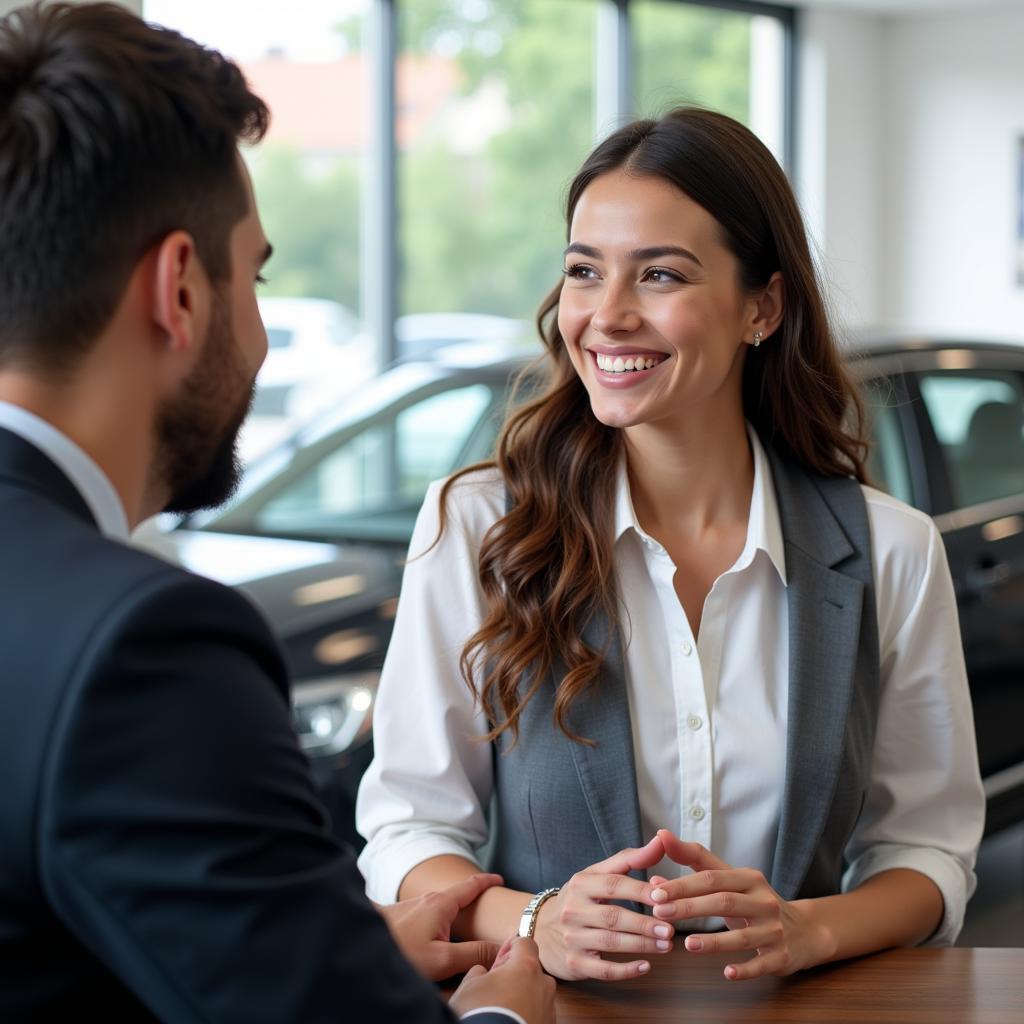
[902,351,1024,833]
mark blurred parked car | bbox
[137,336,1024,847]
[242,296,368,461]
[241,305,527,462]
[395,312,530,361]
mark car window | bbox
[253,383,495,538]
[249,384,291,418]
[396,385,495,501]
[266,327,294,350]
[918,370,1024,509]
[862,378,914,506]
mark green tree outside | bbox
[248,146,362,312]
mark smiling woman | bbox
[356,107,985,988]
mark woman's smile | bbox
[588,347,671,386]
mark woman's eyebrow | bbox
[564,242,600,258]
[628,245,703,267]
[563,242,703,267]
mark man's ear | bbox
[151,230,208,353]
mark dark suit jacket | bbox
[0,427,511,1023]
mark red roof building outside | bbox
[240,54,461,155]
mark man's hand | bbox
[377,873,505,981]
[449,936,556,1024]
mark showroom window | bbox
[144,0,793,395]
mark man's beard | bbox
[155,294,257,515]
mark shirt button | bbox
[680,639,693,656]
[687,714,703,731]
[689,805,705,821]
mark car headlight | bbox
[291,672,378,758]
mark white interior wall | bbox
[794,7,885,335]
[880,6,1024,341]
[797,1,1024,342]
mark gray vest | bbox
[489,446,880,902]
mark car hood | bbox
[136,526,401,637]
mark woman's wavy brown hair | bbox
[437,107,869,746]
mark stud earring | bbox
[753,330,764,348]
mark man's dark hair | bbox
[0,2,269,371]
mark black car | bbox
[138,336,1024,845]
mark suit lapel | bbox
[563,621,646,866]
[771,551,864,898]
[765,448,864,899]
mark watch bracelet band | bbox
[517,887,561,938]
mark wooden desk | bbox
[553,948,1023,1022]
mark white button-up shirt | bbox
[357,431,985,945]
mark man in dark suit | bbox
[0,4,554,1021]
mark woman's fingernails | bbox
[686,936,703,952]
[656,939,671,951]
[638,961,651,974]
[725,965,738,980]
[654,903,675,918]
[654,924,672,938]
[652,888,668,901]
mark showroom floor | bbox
[957,821,1024,947]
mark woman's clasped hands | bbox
[532,829,833,983]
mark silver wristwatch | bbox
[517,887,561,938]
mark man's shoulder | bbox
[79,535,281,669]
[102,542,274,639]
[6,477,259,601]
[0,492,282,688]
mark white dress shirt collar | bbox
[0,400,130,541]
[611,424,787,585]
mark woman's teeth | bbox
[595,353,663,373]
